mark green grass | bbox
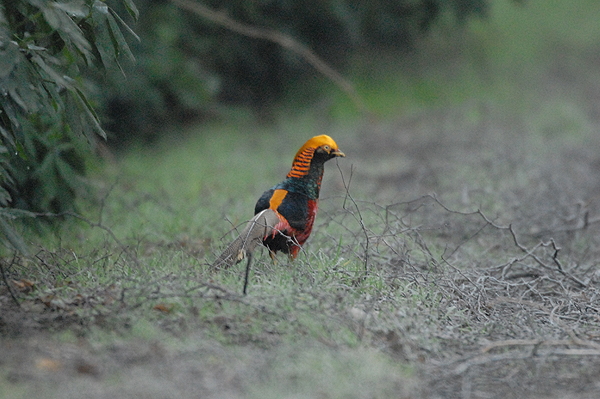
[11,118,457,351]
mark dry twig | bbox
[338,163,370,278]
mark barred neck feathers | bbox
[287,146,315,179]
[283,147,329,199]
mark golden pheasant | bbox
[213,135,345,293]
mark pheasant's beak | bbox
[331,149,345,158]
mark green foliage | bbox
[102,0,491,144]
[101,0,217,146]
[0,0,138,252]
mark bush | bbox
[0,0,138,252]
[102,0,490,144]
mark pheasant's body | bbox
[254,135,343,258]
[255,186,319,258]
[213,135,345,277]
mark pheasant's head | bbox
[294,135,345,162]
[287,135,345,180]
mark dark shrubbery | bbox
[102,0,490,144]
[0,0,137,251]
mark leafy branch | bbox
[0,0,139,253]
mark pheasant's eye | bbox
[323,145,331,151]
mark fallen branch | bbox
[452,347,600,375]
[426,193,587,288]
[481,338,600,354]
[507,224,587,288]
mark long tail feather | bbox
[212,209,280,269]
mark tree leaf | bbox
[122,0,139,21]
[8,88,28,112]
[0,97,22,136]
[0,216,29,255]
[64,91,83,140]
[31,54,69,88]
[92,0,109,15]
[0,187,12,207]
[72,87,106,139]
[109,7,140,41]
[91,6,115,69]
[0,40,21,79]
[107,11,136,62]
[5,64,45,113]
[42,4,91,55]
[0,125,15,148]
[52,1,88,18]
